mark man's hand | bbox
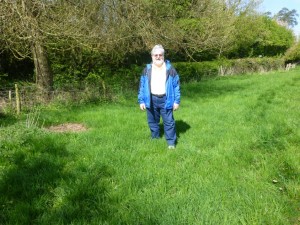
[173,103,179,111]
[140,103,146,111]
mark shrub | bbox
[225,57,285,75]
[173,57,285,83]
[285,41,300,63]
[174,61,219,83]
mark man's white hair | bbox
[151,44,165,55]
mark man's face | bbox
[151,50,164,67]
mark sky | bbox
[260,0,300,37]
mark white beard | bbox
[153,59,164,67]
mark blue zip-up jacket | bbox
[138,60,180,109]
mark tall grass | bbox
[0,69,299,224]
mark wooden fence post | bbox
[9,90,12,109]
[15,84,20,114]
[102,80,106,99]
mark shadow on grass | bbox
[0,133,114,224]
[158,119,191,139]
[176,120,191,138]
[0,112,18,127]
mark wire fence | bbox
[3,63,295,114]
[0,84,112,114]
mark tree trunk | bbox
[32,41,53,93]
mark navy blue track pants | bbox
[146,95,176,145]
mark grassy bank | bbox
[0,69,299,224]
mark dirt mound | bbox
[46,123,87,133]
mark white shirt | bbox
[151,63,166,95]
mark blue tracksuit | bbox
[138,61,180,146]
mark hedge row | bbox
[52,57,285,92]
[174,57,285,83]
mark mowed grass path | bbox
[0,69,299,224]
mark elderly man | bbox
[138,44,180,149]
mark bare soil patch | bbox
[46,123,88,133]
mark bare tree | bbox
[0,0,262,90]
[1,1,53,91]
[122,0,261,60]
[0,0,117,90]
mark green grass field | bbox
[0,69,299,224]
